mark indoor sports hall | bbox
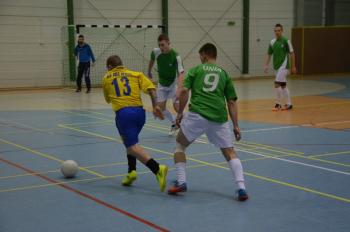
[1,1,349,232]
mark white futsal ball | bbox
[61,160,79,178]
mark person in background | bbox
[74,35,95,93]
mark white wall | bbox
[74,0,161,25]
[0,0,162,88]
[0,0,296,88]
[0,0,66,88]
[249,0,294,75]
[169,0,243,77]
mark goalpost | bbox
[62,24,163,87]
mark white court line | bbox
[303,120,350,126]
[194,138,350,176]
[241,125,298,133]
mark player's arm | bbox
[74,46,78,60]
[176,68,192,126]
[148,60,154,79]
[88,45,96,63]
[139,73,163,119]
[175,55,185,99]
[176,87,189,127]
[225,75,241,141]
[227,99,241,141]
[264,44,273,73]
[287,40,297,74]
[148,51,156,79]
[264,54,272,74]
[102,78,110,104]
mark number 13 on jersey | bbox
[112,76,131,97]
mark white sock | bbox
[275,87,283,105]
[163,110,175,124]
[175,162,186,185]
[228,158,246,190]
[282,87,292,105]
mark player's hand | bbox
[291,66,297,75]
[91,61,96,66]
[148,72,153,79]
[264,65,269,74]
[176,113,183,127]
[153,106,164,120]
[233,126,241,141]
[175,87,182,101]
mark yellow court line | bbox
[58,110,110,121]
[309,150,350,158]
[143,123,301,159]
[1,149,276,181]
[62,120,112,127]
[240,141,305,155]
[61,115,350,169]
[0,163,208,194]
[0,138,106,178]
[57,124,350,204]
[121,121,350,171]
[145,121,304,157]
[0,169,60,180]
[0,157,173,181]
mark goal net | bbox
[62,25,163,87]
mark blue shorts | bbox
[115,107,146,148]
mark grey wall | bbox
[295,0,350,26]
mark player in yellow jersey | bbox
[102,55,168,192]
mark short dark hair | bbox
[275,23,283,29]
[199,43,217,59]
[158,34,169,42]
[78,34,84,38]
[106,55,123,68]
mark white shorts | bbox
[157,82,177,103]
[275,67,289,83]
[181,112,234,148]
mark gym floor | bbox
[1,76,350,232]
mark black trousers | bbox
[76,62,91,90]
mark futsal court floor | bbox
[1,76,349,232]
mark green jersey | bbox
[268,36,294,70]
[151,48,184,87]
[183,63,237,123]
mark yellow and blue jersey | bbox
[102,66,155,112]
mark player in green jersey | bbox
[148,34,185,135]
[167,43,248,201]
[264,23,297,111]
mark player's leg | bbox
[273,82,283,111]
[167,130,190,194]
[206,121,248,201]
[168,112,206,194]
[280,69,293,110]
[221,148,248,201]
[84,62,91,93]
[127,144,168,192]
[76,63,84,92]
[157,85,176,134]
[116,107,168,191]
[169,84,180,135]
[115,111,138,186]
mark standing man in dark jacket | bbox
[74,35,95,93]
